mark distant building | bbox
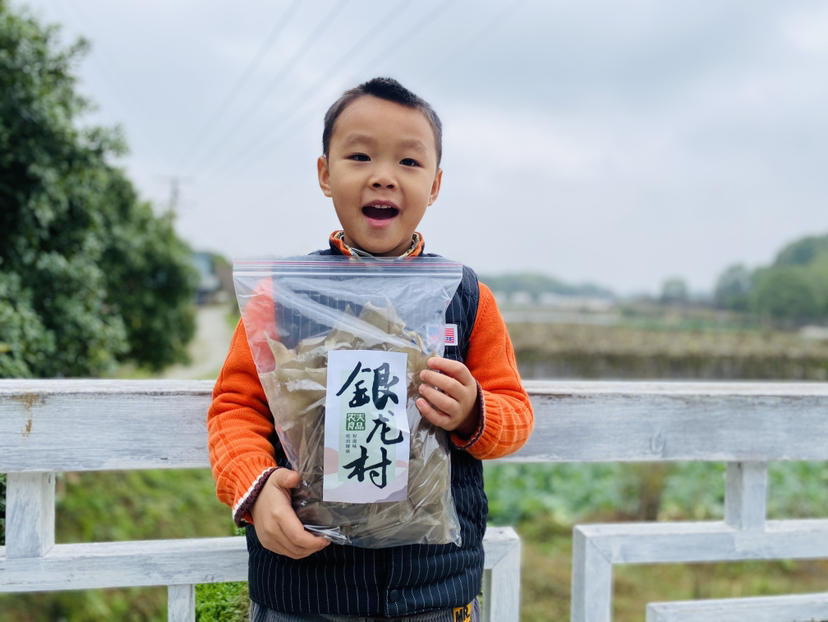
[538,292,615,312]
[801,325,828,342]
[192,252,221,305]
[510,291,534,306]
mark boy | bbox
[208,77,533,622]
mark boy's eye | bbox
[400,158,420,167]
[348,153,370,162]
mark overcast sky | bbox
[18,0,828,295]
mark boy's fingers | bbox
[426,356,474,384]
[417,358,480,437]
[258,468,330,558]
[263,514,329,558]
[417,402,441,429]
[418,383,459,416]
[270,467,300,490]
[419,368,462,397]
[422,358,476,400]
[263,527,327,559]
[416,396,460,431]
[277,519,330,558]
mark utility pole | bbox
[156,175,193,216]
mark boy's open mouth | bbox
[362,205,399,220]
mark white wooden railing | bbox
[1,379,828,621]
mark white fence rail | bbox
[646,591,828,622]
[1,379,828,621]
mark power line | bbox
[55,0,165,165]
[184,0,352,178]
[199,0,412,181]
[421,0,530,89]
[201,0,458,188]
[173,0,303,173]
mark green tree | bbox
[750,266,821,322]
[713,234,828,321]
[773,234,828,317]
[0,1,197,378]
[98,174,197,371]
[479,272,614,301]
[774,234,828,267]
[744,232,828,323]
[714,264,752,311]
[660,277,688,305]
[806,252,828,315]
[0,0,199,559]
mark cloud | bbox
[783,3,828,53]
[17,0,828,293]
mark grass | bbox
[196,582,249,622]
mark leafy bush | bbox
[486,461,828,526]
[484,463,623,525]
[196,582,248,622]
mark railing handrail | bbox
[0,378,527,621]
[2,379,827,472]
[2,378,827,621]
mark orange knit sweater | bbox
[207,237,534,523]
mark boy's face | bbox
[318,95,442,257]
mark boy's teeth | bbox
[363,204,398,219]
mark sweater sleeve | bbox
[207,318,280,526]
[450,283,534,459]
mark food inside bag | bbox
[233,256,464,548]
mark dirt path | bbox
[162,304,236,380]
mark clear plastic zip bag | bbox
[234,255,464,548]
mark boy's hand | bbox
[250,468,330,559]
[417,356,480,439]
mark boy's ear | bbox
[317,156,332,197]
[428,168,443,206]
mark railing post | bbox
[571,526,613,622]
[725,462,767,531]
[168,584,196,622]
[481,527,521,622]
[6,472,55,559]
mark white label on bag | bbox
[323,350,410,503]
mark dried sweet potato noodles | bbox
[234,256,463,548]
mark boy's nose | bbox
[369,163,396,189]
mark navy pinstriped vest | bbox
[246,247,486,617]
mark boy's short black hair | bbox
[322,77,443,166]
